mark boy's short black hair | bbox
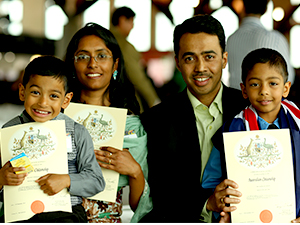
[241,48,288,84]
[112,7,135,26]
[23,56,70,93]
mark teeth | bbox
[195,77,209,82]
[87,74,101,77]
[36,110,48,114]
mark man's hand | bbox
[35,174,70,196]
[292,217,300,223]
[219,211,230,223]
[207,179,241,213]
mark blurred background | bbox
[0,0,299,221]
[1,0,300,108]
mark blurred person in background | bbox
[110,6,161,113]
[226,0,295,90]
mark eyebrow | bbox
[75,49,110,55]
[181,50,217,59]
[29,84,63,95]
[248,76,282,81]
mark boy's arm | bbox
[68,124,105,197]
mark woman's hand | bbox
[95,147,141,178]
[95,146,145,211]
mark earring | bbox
[113,70,118,80]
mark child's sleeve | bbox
[202,146,223,189]
[68,124,105,197]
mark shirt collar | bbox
[241,17,264,28]
[258,116,280,130]
[187,83,223,114]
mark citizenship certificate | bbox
[223,129,295,223]
[64,102,127,202]
[0,120,71,223]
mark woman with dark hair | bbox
[64,22,151,223]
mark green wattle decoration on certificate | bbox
[0,120,72,223]
[64,102,127,203]
[223,129,296,223]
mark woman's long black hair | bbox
[65,22,140,115]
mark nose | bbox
[38,95,48,106]
[87,56,98,68]
[260,83,269,96]
[195,57,207,72]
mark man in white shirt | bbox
[226,0,295,90]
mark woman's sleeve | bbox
[119,115,153,222]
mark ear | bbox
[113,58,119,72]
[282,81,291,98]
[61,92,73,110]
[19,83,26,101]
[118,16,126,26]
[222,51,228,69]
[240,83,248,99]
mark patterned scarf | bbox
[235,99,300,131]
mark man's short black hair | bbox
[173,14,226,57]
[112,6,135,26]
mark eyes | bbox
[74,53,112,63]
[183,54,215,64]
[249,82,279,87]
[30,90,60,99]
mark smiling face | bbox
[19,75,73,122]
[74,35,118,92]
[240,62,291,123]
[175,32,227,106]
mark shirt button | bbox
[209,126,212,130]
[202,106,207,110]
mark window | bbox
[155,12,174,52]
[45,2,68,40]
[83,0,110,29]
[114,0,151,52]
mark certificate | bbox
[64,102,127,202]
[223,129,296,223]
[0,120,71,223]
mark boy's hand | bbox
[0,161,27,187]
[35,174,70,196]
[206,179,242,213]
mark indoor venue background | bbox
[0,0,299,222]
